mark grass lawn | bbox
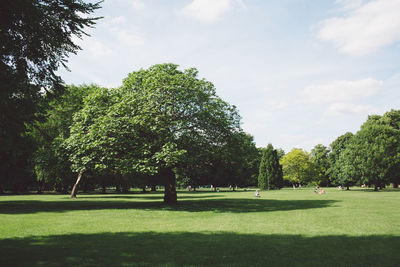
[0,187,399,266]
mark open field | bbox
[1,188,399,266]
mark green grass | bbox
[1,188,399,266]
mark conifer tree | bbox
[258,144,283,190]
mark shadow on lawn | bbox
[0,197,337,214]
[78,194,223,200]
[0,232,398,266]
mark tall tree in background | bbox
[327,132,354,189]
[0,0,101,192]
[311,144,330,186]
[258,144,283,190]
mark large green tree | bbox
[0,0,101,192]
[339,110,400,190]
[258,144,283,190]
[65,64,241,204]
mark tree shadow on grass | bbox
[0,232,398,266]
[77,194,223,200]
[0,197,337,214]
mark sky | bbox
[58,0,400,152]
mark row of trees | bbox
[328,110,400,190]
[1,1,398,203]
[276,110,400,190]
[3,67,399,197]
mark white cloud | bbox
[324,102,379,116]
[318,0,400,56]
[334,0,365,11]
[114,0,145,10]
[85,38,113,58]
[302,78,383,103]
[71,35,113,59]
[180,0,240,23]
[104,16,127,26]
[267,99,288,110]
[101,16,146,47]
[111,28,146,46]
[131,0,145,10]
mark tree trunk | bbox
[142,187,147,193]
[346,186,349,190]
[163,168,177,205]
[151,185,156,192]
[122,184,129,193]
[37,180,43,194]
[70,171,83,198]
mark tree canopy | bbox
[335,110,400,190]
[280,148,313,186]
[0,0,101,90]
[65,64,242,203]
[28,84,99,193]
[0,0,101,193]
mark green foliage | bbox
[326,110,400,190]
[203,132,259,188]
[276,148,285,160]
[0,0,101,192]
[339,110,400,190]
[326,132,354,188]
[258,144,283,189]
[65,64,242,201]
[280,148,314,185]
[28,85,99,192]
[310,144,330,186]
[0,0,101,90]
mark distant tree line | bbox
[278,110,400,190]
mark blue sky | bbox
[59,0,400,152]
